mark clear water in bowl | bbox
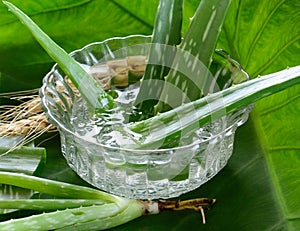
[63,80,250,199]
[70,81,219,149]
[71,82,144,148]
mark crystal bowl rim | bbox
[40,34,251,154]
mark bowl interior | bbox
[39,35,251,199]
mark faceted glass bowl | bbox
[40,35,252,199]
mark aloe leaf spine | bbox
[0,203,134,231]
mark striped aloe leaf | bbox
[0,172,143,230]
[0,172,214,230]
[0,171,118,202]
[53,201,142,231]
[0,143,46,214]
[0,199,106,211]
[0,146,46,175]
[0,203,141,231]
[130,65,300,149]
[156,0,232,113]
[2,1,114,113]
[133,0,183,121]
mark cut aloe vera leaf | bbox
[0,202,141,231]
[0,146,46,175]
[133,0,183,121]
[55,200,143,231]
[130,65,300,149]
[0,143,46,214]
[0,172,143,230]
[0,199,106,211]
[0,171,121,203]
[156,0,232,113]
[3,1,114,113]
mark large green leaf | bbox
[0,0,299,230]
[218,0,300,76]
[0,0,153,93]
[217,1,300,229]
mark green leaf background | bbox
[0,0,299,230]
[0,0,153,93]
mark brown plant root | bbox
[0,94,56,153]
[0,113,55,137]
[0,97,42,122]
[139,198,216,224]
[0,94,55,136]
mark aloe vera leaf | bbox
[0,203,137,231]
[0,185,35,214]
[0,199,106,211]
[156,0,232,113]
[0,146,46,175]
[56,200,142,231]
[0,172,143,230]
[133,0,183,121]
[2,1,114,112]
[129,65,300,149]
[0,144,46,214]
[0,171,122,203]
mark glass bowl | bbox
[40,35,252,199]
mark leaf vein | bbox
[259,92,300,116]
[232,0,244,61]
[252,34,300,77]
[110,0,153,29]
[244,0,285,69]
[269,146,300,152]
[0,0,91,26]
